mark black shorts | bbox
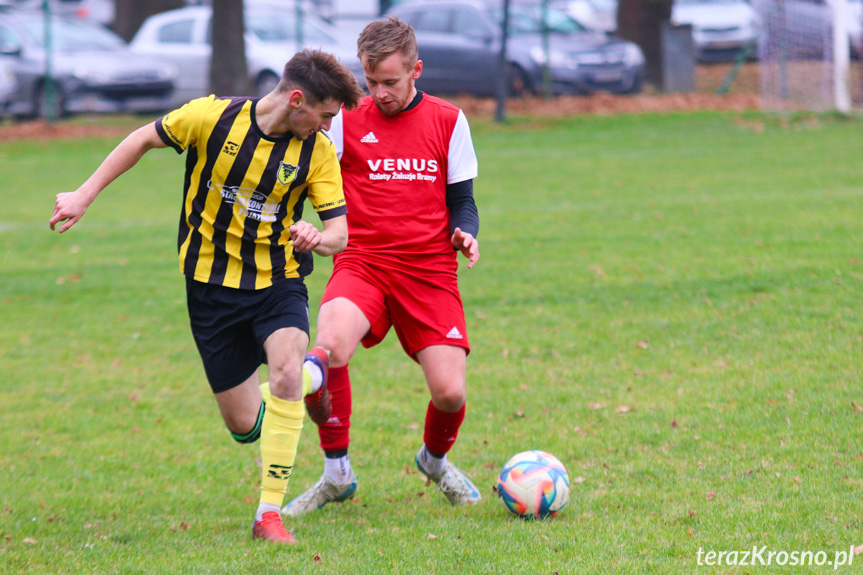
[186,277,310,393]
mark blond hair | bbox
[357,16,418,72]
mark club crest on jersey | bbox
[278,162,299,186]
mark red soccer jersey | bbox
[329,93,478,260]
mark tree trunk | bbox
[617,0,673,90]
[210,0,250,96]
[113,0,184,42]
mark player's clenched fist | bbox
[289,220,322,252]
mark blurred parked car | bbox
[0,8,177,118]
[0,59,16,116]
[129,5,364,110]
[1,0,114,26]
[554,0,617,33]
[386,0,645,97]
[671,0,761,61]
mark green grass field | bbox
[1,110,861,574]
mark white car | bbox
[0,60,16,116]
[130,5,363,110]
[672,0,761,61]
[555,0,618,33]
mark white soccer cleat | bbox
[281,473,358,517]
[415,449,481,506]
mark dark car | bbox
[386,0,645,96]
[0,7,176,118]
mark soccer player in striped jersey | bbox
[282,18,482,516]
[49,50,363,544]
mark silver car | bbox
[129,5,364,110]
[671,0,762,61]
[0,8,177,118]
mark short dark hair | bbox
[279,49,363,110]
[357,16,418,72]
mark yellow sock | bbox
[259,370,312,404]
[259,394,305,507]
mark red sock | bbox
[423,401,466,456]
[318,365,352,452]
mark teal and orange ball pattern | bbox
[497,450,570,519]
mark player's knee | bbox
[316,333,356,368]
[431,389,466,413]
[229,402,265,444]
[268,358,304,395]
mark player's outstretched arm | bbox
[49,123,166,234]
[452,227,480,269]
[289,215,347,257]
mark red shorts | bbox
[321,253,470,360]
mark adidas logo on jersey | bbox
[446,327,463,340]
[360,132,379,143]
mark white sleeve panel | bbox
[447,110,479,184]
[325,110,344,160]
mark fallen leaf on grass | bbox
[427,533,438,540]
[406,423,420,430]
[572,476,585,484]
[688,510,697,518]
[615,405,632,413]
[589,402,606,410]
[23,538,36,544]
[852,402,863,413]
[854,545,863,556]
[313,553,323,564]
[705,492,716,501]
[636,341,649,349]
[793,477,802,484]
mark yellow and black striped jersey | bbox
[156,95,347,290]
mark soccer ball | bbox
[496,450,570,519]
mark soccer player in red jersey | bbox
[282,17,482,515]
